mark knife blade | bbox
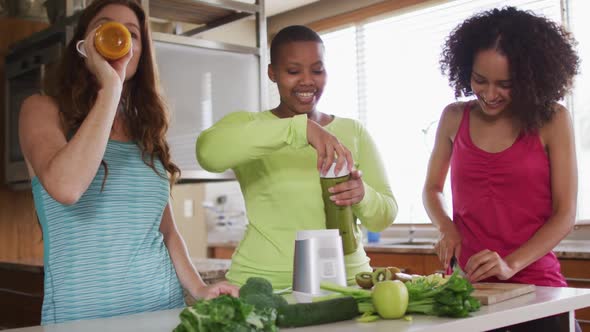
[449,255,466,278]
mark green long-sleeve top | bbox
[196,110,397,289]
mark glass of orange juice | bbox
[76,22,132,60]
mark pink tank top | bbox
[450,105,566,287]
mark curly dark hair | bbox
[440,6,579,130]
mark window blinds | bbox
[270,0,570,223]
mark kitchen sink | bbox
[380,240,436,246]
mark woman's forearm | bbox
[40,87,121,202]
[353,184,397,232]
[423,187,454,232]
[164,230,207,298]
[505,211,575,273]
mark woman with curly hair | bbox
[19,0,238,324]
[423,8,580,331]
[424,4,579,294]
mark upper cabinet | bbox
[147,0,260,36]
[3,0,268,188]
[138,0,268,182]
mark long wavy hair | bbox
[44,0,180,188]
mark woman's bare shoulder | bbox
[21,94,59,116]
[540,103,573,144]
[442,101,468,119]
[20,94,64,134]
[439,101,469,139]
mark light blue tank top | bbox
[32,140,184,324]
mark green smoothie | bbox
[320,174,359,255]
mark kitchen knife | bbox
[449,255,466,277]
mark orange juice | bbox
[94,22,132,60]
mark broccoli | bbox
[240,277,288,311]
[242,293,272,311]
[240,277,274,298]
[271,293,288,308]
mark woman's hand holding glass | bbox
[306,119,353,176]
[80,26,134,91]
[327,169,365,206]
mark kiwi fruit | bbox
[355,272,374,289]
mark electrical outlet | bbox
[183,199,194,218]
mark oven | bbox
[4,26,68,189]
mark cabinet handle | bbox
[0,288,42,298]
[565,277,590,283]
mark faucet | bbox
[408,225,416,244]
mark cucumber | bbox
[276,296,360,328]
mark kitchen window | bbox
[269,0,589,224]
[568,0,590,223]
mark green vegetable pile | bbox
[318,281,374,313]
[405,271,481,318]
[173,294,277,332]
[174,277,364,331]
[239,277,288,311]
[173,277,281,332]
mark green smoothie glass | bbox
[320,161,359,255]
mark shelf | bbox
[149,0,259,35]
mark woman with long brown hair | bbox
[19,0,238,324]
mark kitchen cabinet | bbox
[206,244,444,275]
[0,259,231,329]
[140,0,268,182]
[560,259,590,331]
[0,263,43,329]
[4,0,267,186]
[366,252,443,275]
[208,243,237,259]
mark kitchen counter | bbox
[6,286,590,332]
[363,239,590,259]
[209,239,590,259]
[0,258,230,280]
[192,258,231,282]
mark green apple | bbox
[372,280,409,319]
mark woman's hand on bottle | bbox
[83,26,134,92]
[193,281,240,300]
[464,249,517,283]
[435,222,462,269]
[328,169,365,206]
[306,119,353,175]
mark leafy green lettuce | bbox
[173,295,277,332]
[405,271,481,318]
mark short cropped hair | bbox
[270,25,323,65]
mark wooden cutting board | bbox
[472,283,536,305]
